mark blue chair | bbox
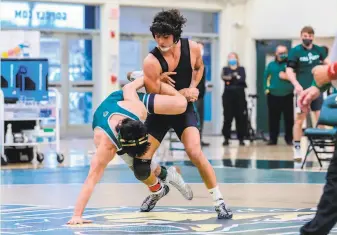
[301,94,337,169]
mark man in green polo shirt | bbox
[264,45,294,145]
[286,26,330,161]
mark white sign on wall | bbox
[0,30,40,58]
[0,1,84,29]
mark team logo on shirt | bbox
[103,111,109,117]
[299,52,320,64]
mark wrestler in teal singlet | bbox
[92,90,151,151]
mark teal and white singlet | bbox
[92,90,153,151]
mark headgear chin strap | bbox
[119,134,149,147]
[116,124,149,147]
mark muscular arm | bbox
[190,41,204,88]
[142,53,197,104]
[72,141,115,217]
[133,60,187,114]
[122,77,145,102]
[127,69,183,97]
[143,56,162,94]
[147,78,188,115]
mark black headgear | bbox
[116,123,149,148]
[149,9,187,44]
[150,22,182,44]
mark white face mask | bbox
[158,45,172,52]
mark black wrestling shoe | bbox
[215,201,233,219]
[140,184,170,212]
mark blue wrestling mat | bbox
[1,205,337,234]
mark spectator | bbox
[264,45,294,145]
[286,26,329,161]
[221,52,247,146]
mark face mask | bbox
[200,49,204,57]
[228,59,237,66]
[302,39,312,47]
[279,53,288,60]
[158,45,172,52]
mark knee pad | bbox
[133,158,152,181]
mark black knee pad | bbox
[133,158,151,181]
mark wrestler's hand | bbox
[312,65,332,86]
[67,216,92,225]
[294,84,303,95]
[186,88,199,102]
[279,71,288,80]
[159,72,176,87]
[179,88,199,102]
[298,86,320,113]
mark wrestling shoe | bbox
[293,146,302,162]
[166,166,193,200]
[127,71,143,82]
[215,201,233,219]
[140,184,170,212]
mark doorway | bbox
[255,40,292,133]
[39,31,99,137]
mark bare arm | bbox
[145,76,188,115]
[153,91,187,115]
[286,48,303,93]
[323,57,330,65]
[143,55,162,94]
[122,77,145,102]
[189,41,204,88]
[71,142,115,220]
[143,55,198,102]
[285,67,300,87]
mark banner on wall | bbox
[0,1,84,29]
[0,30,40,58]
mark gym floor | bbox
[1,136,336,234]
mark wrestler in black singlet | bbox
[145,38,199,142]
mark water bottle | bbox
[5,124,14,144]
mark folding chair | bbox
[301,94,337,169]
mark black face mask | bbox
[302,39,312,47]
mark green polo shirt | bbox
[264,60,294,96]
